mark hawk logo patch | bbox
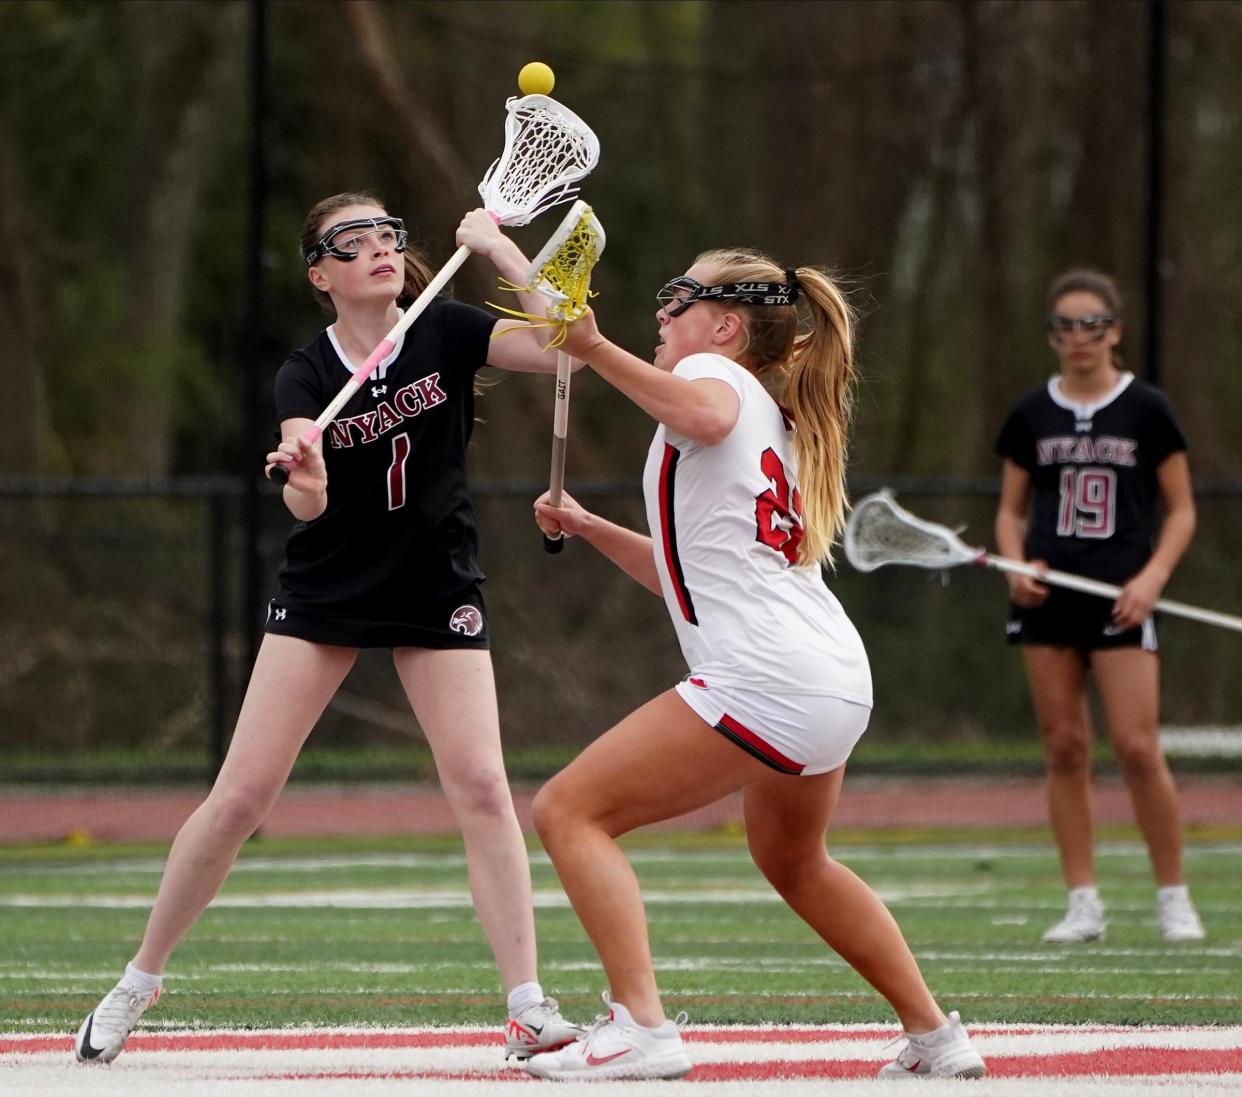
[448,605,484,637]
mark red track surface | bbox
[1,775,1238,844]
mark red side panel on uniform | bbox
[716,713,804,775]
[659,443,698,625]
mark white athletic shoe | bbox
[522,993,692,1080]
[877,1010,987,1080]
[74,980,160,1063]
[504,996,585,1060]
[1042,889,1107,943]
[1158,889,1206,942]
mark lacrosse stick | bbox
[492,199,606,553]
[845,490,1242,633]
[269,94,601,484]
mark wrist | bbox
[1138,561,1170,588]
[489,238,529,285]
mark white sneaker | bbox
[878,1010,986,1080]
[522,993,692,1080]
[1043,889,1106,943]
[74,980,160,1063]
[504,996,585,1060]
[1158,888,1206,942]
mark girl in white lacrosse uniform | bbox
[74,194,581,1065]
[513,249,985,1081]
[995,269,1203,944]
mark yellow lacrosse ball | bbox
[518,61,555,96]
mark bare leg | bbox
[743,771,947,1033]
[393,647,536,991]
[133,636,357,973]
[1091,648,1184,885]
[533,691,764,1028]
[1022,646,1095,888]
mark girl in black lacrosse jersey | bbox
[995,269,1203,944]
[75,193,581,1065]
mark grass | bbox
[5,741,1240,784]
[1,831,1239,1032]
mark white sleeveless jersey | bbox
[642,353,872,705]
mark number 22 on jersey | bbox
[755,448,804,563]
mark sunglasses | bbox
[305,216,408,266]
[1046,313,1115,340]
[656,275,800,318]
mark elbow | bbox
[1182,503,1197,540]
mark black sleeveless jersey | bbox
[995,373,1186,585]
[272,298,496,617]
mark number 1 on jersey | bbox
[388,432,411,511]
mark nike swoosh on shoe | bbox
[585,1049,631,1066]
[77,1013,104,1060]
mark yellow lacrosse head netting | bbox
[490,200,606,348]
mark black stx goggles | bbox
[1045,313,1116,341]
[656,273,800,318]
[304,216,408,266]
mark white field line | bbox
[4,842,1239,878]
[0,881,1000,909]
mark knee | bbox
[749,837,827,895]
[1112,736,1165,780]
[445,768,515,822]
[531,778,587,847]
[202,785,270,840]
[1041,723,1091,776]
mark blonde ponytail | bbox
[695,249,856,566]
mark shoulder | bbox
[277,330,332,379]
[1121,377,1177,413]
[428,296,495,332]
[672,353,751,392]
[998,382,1053,430]
[421,296,498,356]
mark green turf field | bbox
[2,833,1239,1032]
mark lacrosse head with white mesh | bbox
[525,199,606,321]
[844,491,981,572]
[478,95,600,226]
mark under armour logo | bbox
[371,385,387,397]
[274,608,287,621]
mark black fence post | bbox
[208,489,229,781]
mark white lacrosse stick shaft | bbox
[975,553,1242,633]
[290,244,474,453]
[543,351,574,553]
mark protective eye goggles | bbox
[304,216,408,266]
[1046,313,1115,340]
[656,273,800,318]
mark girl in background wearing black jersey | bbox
[995,269,1204,944]
[75,194,582,1065]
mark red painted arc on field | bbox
[211,1048,1242,1084]
[4,1033,1240,1080]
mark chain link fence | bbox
[2,477,1240,785]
